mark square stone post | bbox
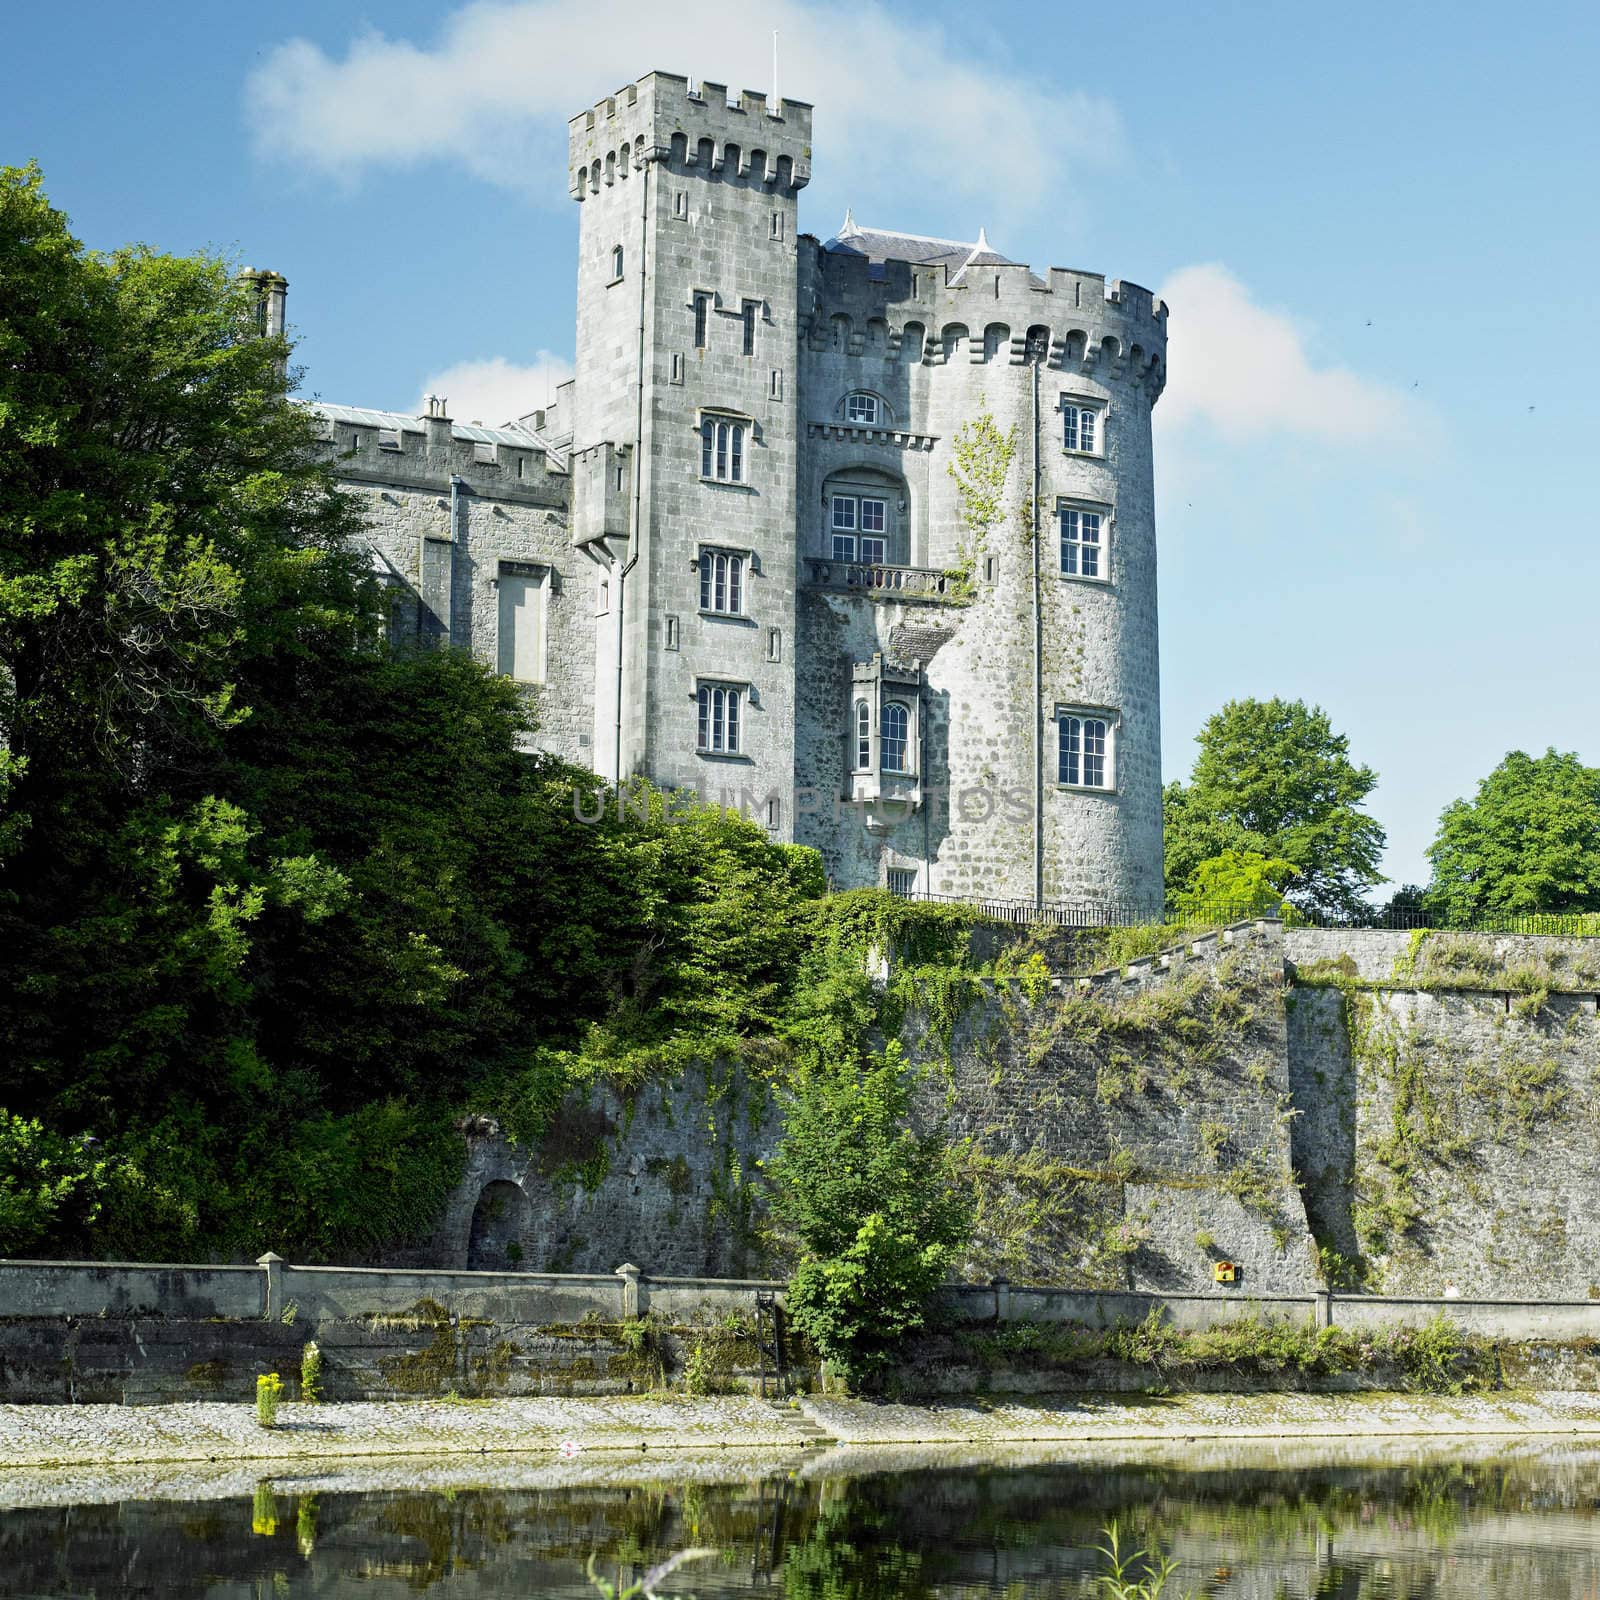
[1314,1288,1333,1329]
[616,1262,643,1319]
[258,1252,285,1321]
[991,1276,1011,1323]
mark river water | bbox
[7,1440,1600,1598]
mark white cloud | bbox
[1156,263,1426,446]
[245,0,1122,223]
[414,352,573,427]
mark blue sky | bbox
[5,0,1597,889]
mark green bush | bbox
[765,1045,972,1386]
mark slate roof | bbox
[309,401,546,451]
[821,211,1017,277]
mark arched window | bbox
[881,703,910,773]
[698,548,744,615]
[697,683,741,754]
[1059,713,1111,789]
[1025,325,1052,364]
[619,141,631,176]
[983,322,1010,361]
[900,322,925,362]
[854,699,871,770]
[700,417,746,483]
[941,323,969,363]
[844,391,880,426]
[611,243,624,280]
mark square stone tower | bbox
[568,73,812,832]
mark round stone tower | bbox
[794,221,1168,912]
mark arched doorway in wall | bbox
[466,1179,534,1270]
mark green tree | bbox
[763,1045,972,1385]
[1172,849,1300,921]
[1425,748,1600,924]
[1164,698,1386,917]
[0,164,643,1257]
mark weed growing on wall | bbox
[955,1310,1493,1396]
[947,399,1017,583]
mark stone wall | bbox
[315,407,596,767]
[414,1062,786,1278]
[919,920,1318,1294]
[1286,929,1600,1297]
[410,922,1600,1303]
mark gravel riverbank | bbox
[10,1388,1600,1475]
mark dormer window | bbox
[845,392,880,426]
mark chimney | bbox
[423,393,453,452]
[239,267,289,339]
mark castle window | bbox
[693,292,711,349]
[830,494,886,563]
[610,244,624,281]
[1059,505,1106,581]
[1057,710,1115,790]
[700,417,746,483]
[881,702,910,774]
[741,300,758,356]
[698,547,744,616]
[675,189,688,218]
[830,494,856,561]
[377,428,401,450]
[853,698,871,770]
[845,392,879,426]
[697,682,742,755]
[496,564,548,684]
[770,211,784,240]
[887,867,918,898]
[1062,399,1103,454]
[900,322,925,362]
[670,353,685,385]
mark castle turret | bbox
[568,74,811,821]
[793,224,1167,910]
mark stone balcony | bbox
[804,558,966,604]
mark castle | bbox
[286,69,1169,907]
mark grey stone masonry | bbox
[293,67,1168,901]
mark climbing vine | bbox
[947,398,1017,579]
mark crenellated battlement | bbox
[308,402,569,506]
[568,70,812,200]
[796,241,1166,397]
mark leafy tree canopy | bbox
[1172,849,1300,921]
[1425,748,1600,923]
[1164,697,1386,917]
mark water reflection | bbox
[7,1449,1600,1598]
